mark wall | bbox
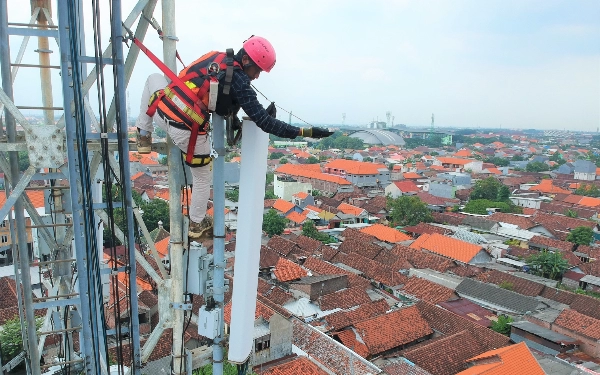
[575,172,596,181]
[274,175,313,201]
[429,183,456,199]
[510,197,542,209]
[551,325,600,357]
[289,275,348,301]
[265,314,293,365]
[468,250,493,264]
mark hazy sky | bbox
[5,0,600,131]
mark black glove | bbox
[266,102,277,117]
[301,127,334,139]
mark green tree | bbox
[140,198,170,232]
[264,190,277,199]
[262,209,287,237]
[386,196,433,227]
[279,157,288,165]
[0,316,43,365]
[225,152,240,162]
[511,155,525,161]
[159,155,168,165]
[18,151,30,171]
[154,126,167,139]
[484,157,509,167]
[567,226,594,245]
[491,315,513,335]
[306,156,319,164]
[526,161,550,172]
[301,220,332,243]
[265,172,274,185]
[225,189,239,202]
[565,209,578,218]
[526,250,570,280]
[470,177,507,201]
[269,152,284,160]
[575,184,600,198]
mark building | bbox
[348,129,406,146]
[323,159,390,188]
[433,157,483,173]
[275,164,353,195]
[574,160,597,181]
[384,180,420,198]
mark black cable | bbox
[251,84,314,127]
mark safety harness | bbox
[124,25,239,166]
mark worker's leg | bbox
[166,127,212,224]
[135,73,168,133]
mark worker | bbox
[135,36,333,239]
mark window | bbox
[0,221,6,227]
[254,334,271,352]
[1,235,7,243]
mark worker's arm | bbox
[230,71,301,139]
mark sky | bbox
[5,0,600,131]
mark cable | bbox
[251,84,314,127]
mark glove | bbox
[300,127,334,139]
[266,102,277,117]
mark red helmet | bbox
[243,36,276,72]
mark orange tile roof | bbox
[206,207,231,216]
[529,180,571,194]
[275,164,351,185]
[454,149,473,157]
[154,236,170,258]
[260,356,330,375]
[403,172,422,179]
[273,257,307,282]
[304,205,323,213]
[155,189,170,201]
[457,342,544,375]
[273,199,296,214]
[437,157,476,165]
[0,190,46,210]
[286,211,307,224]
[336,329,370,358]
[224,298,274,325]
[486,168,502,175]
[131,171,146,180]
[409,233,484,263]
[337,202,365,216]
[392,181,420,192]
[554,308,600,340]
[324,159,387,175]
[294,191,309,199]
[577,196,600,207]
[360,224,412,243]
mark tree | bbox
[491,315,513,335]
[154,126,167,139]
[526,161,550,172]
[225,189,239,202]
[386,196,433,227]
[511,155,525,161]
[225,152,240,162]
[301,220,332,243]
[484,157,509,167]
[575,184,600,198]
[159,155,168,165]
[265,172,274,185]
[526,250,569,280]
[0,316,43,365]
[279,157,288,165]
[264,190,277,199]
[306,156,319,164]
[565,209,578,218]
[463,199,522,215]
[18,151,30,171]
[141,198,170,232]
[567,226,594,245]
[470,177,507,201]
[262,209,287,237]
[269,152,284,160]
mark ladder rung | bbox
[27,223,72,229]
[16,106,63,110]
[39,327,80,335]
[40,359,83,370]
[7,22,58,29]
[33,293,79,302]
[11,63,60,69]
[36,258,76,267]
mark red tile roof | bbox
[354,306,433,357]
[437,157,477,165]
[458,342,545,375]
[294,191,309,199]
[488,213,535,229]
[273,257,308,282]
[392,180,420,192]
[302,257,372,290]
[554,308,600,340]
[337,202,365,216]
[400,277,457,304]
[319,286,372,311]
[286,211,307,224]
[360,224,412,243]
[257,356,330,375]
[335,329,370,358]
[275,164,351,185]
[324,299,389,331]
[403,172,422,179]
[409,233,484,263]
[475,270,544,297]
[529,179,571,194]
[324,159,387,175]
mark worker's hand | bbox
[301,127,334,139]
[266,102,277,117]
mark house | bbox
[433,157,483,173]
[335,202,369,225]
[289,274,348,301]
[574,160,597,181]
[359,223,412,243]
[455,278,544,315]
[510,321,578,355]
[131,171,154,188]
[254,355,330,375]
[271,199,302,216]
[556,162,575,175]
[323,159,391,188]
[337,306,433,358]
[409,233,491,264]
[552,309,600,357]
[427,181,457,199]
[291,191,315,209]
[384,180,420,198]
[274,164,352,195]
[457,342,545,375]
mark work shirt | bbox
[230,69,300,139]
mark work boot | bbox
[189,216,213,240]
[136,130,152,154]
